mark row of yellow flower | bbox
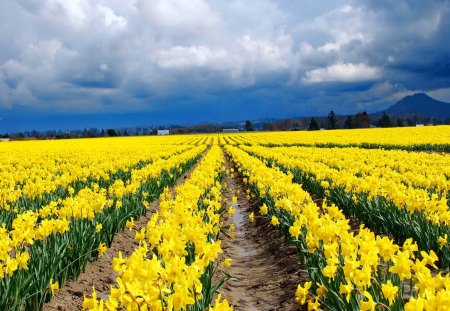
[0,145,206,282]
[239,144,450,268]
[2,143,197,230]
[83,145,232,311]
[0,139,194,213]
[225,144,450,310]
[220,126,450,149]
[0,145,206,309]
[240,144,450,225]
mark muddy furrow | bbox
[219,153,307,311]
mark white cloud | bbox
[10,81,37,105]
[99,64,109,71]
[154,35,292,87]
[97,5,127,29]
[237,35,291,71]
[427,88,450,103]
[2,59,29,79]
[156,46,228,70]
[302,63,381,83]
[21,40,63,66]
[135,0,222,38]
[0,73,11,109]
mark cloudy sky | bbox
[1,0,450,132]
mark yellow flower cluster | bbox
[0,138,193,212]
[225,144,450,310]
[221,125,450,147]
[241,144,450,225]
[83,146,232,311]
[0,143,206,281]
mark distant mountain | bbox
[384,93,450,119]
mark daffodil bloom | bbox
[360,291,377,311]
[381,280,398,304]
[260,203,268,215]
[98,242,108,256]
[271,215,280,226]
[316,283,327,298]
[420,250,439,269]
[295,281,312,305]
[404,297,426,311]
[389,251,413,280]
[338,282,354,303]
[5,257,18,277]
[83,286,98,310]
[209,294,233,311]
[15,251,30,270]
[222,258,232,268]
[228,206,235,216]
[248,212,255,222]
[125,218,134,230]
[438,234,448,248]
[49,278,59,296]
[308,297,320,311]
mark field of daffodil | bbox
[226,125,450,152]
[1,137,207,310]
[239,144,450,267]
[225,144,449,310]
[1,125,450,310]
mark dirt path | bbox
[219,153,307,311]
[44,162,200,311]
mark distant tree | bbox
[327,110,337,129]
[82,128,89,138]
[377,113,392,128]
[89,128,99,136]
[406,118,415,126]
[279,119,292,131]
[309,118,320,131]
[245,120,254,131]
[107,129,118,137]
[31,129,40,138]
[344,116,353,129]
[175,128,186,134]
[353,112,370,128]
[397,118,404,127]
[263,123,276,131]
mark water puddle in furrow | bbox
[231,201,256,258]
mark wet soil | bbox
[218,154,307,311]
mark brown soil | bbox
[218,154,308,311]
[44,164,199,311]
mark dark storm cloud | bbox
[0,0,450,132]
